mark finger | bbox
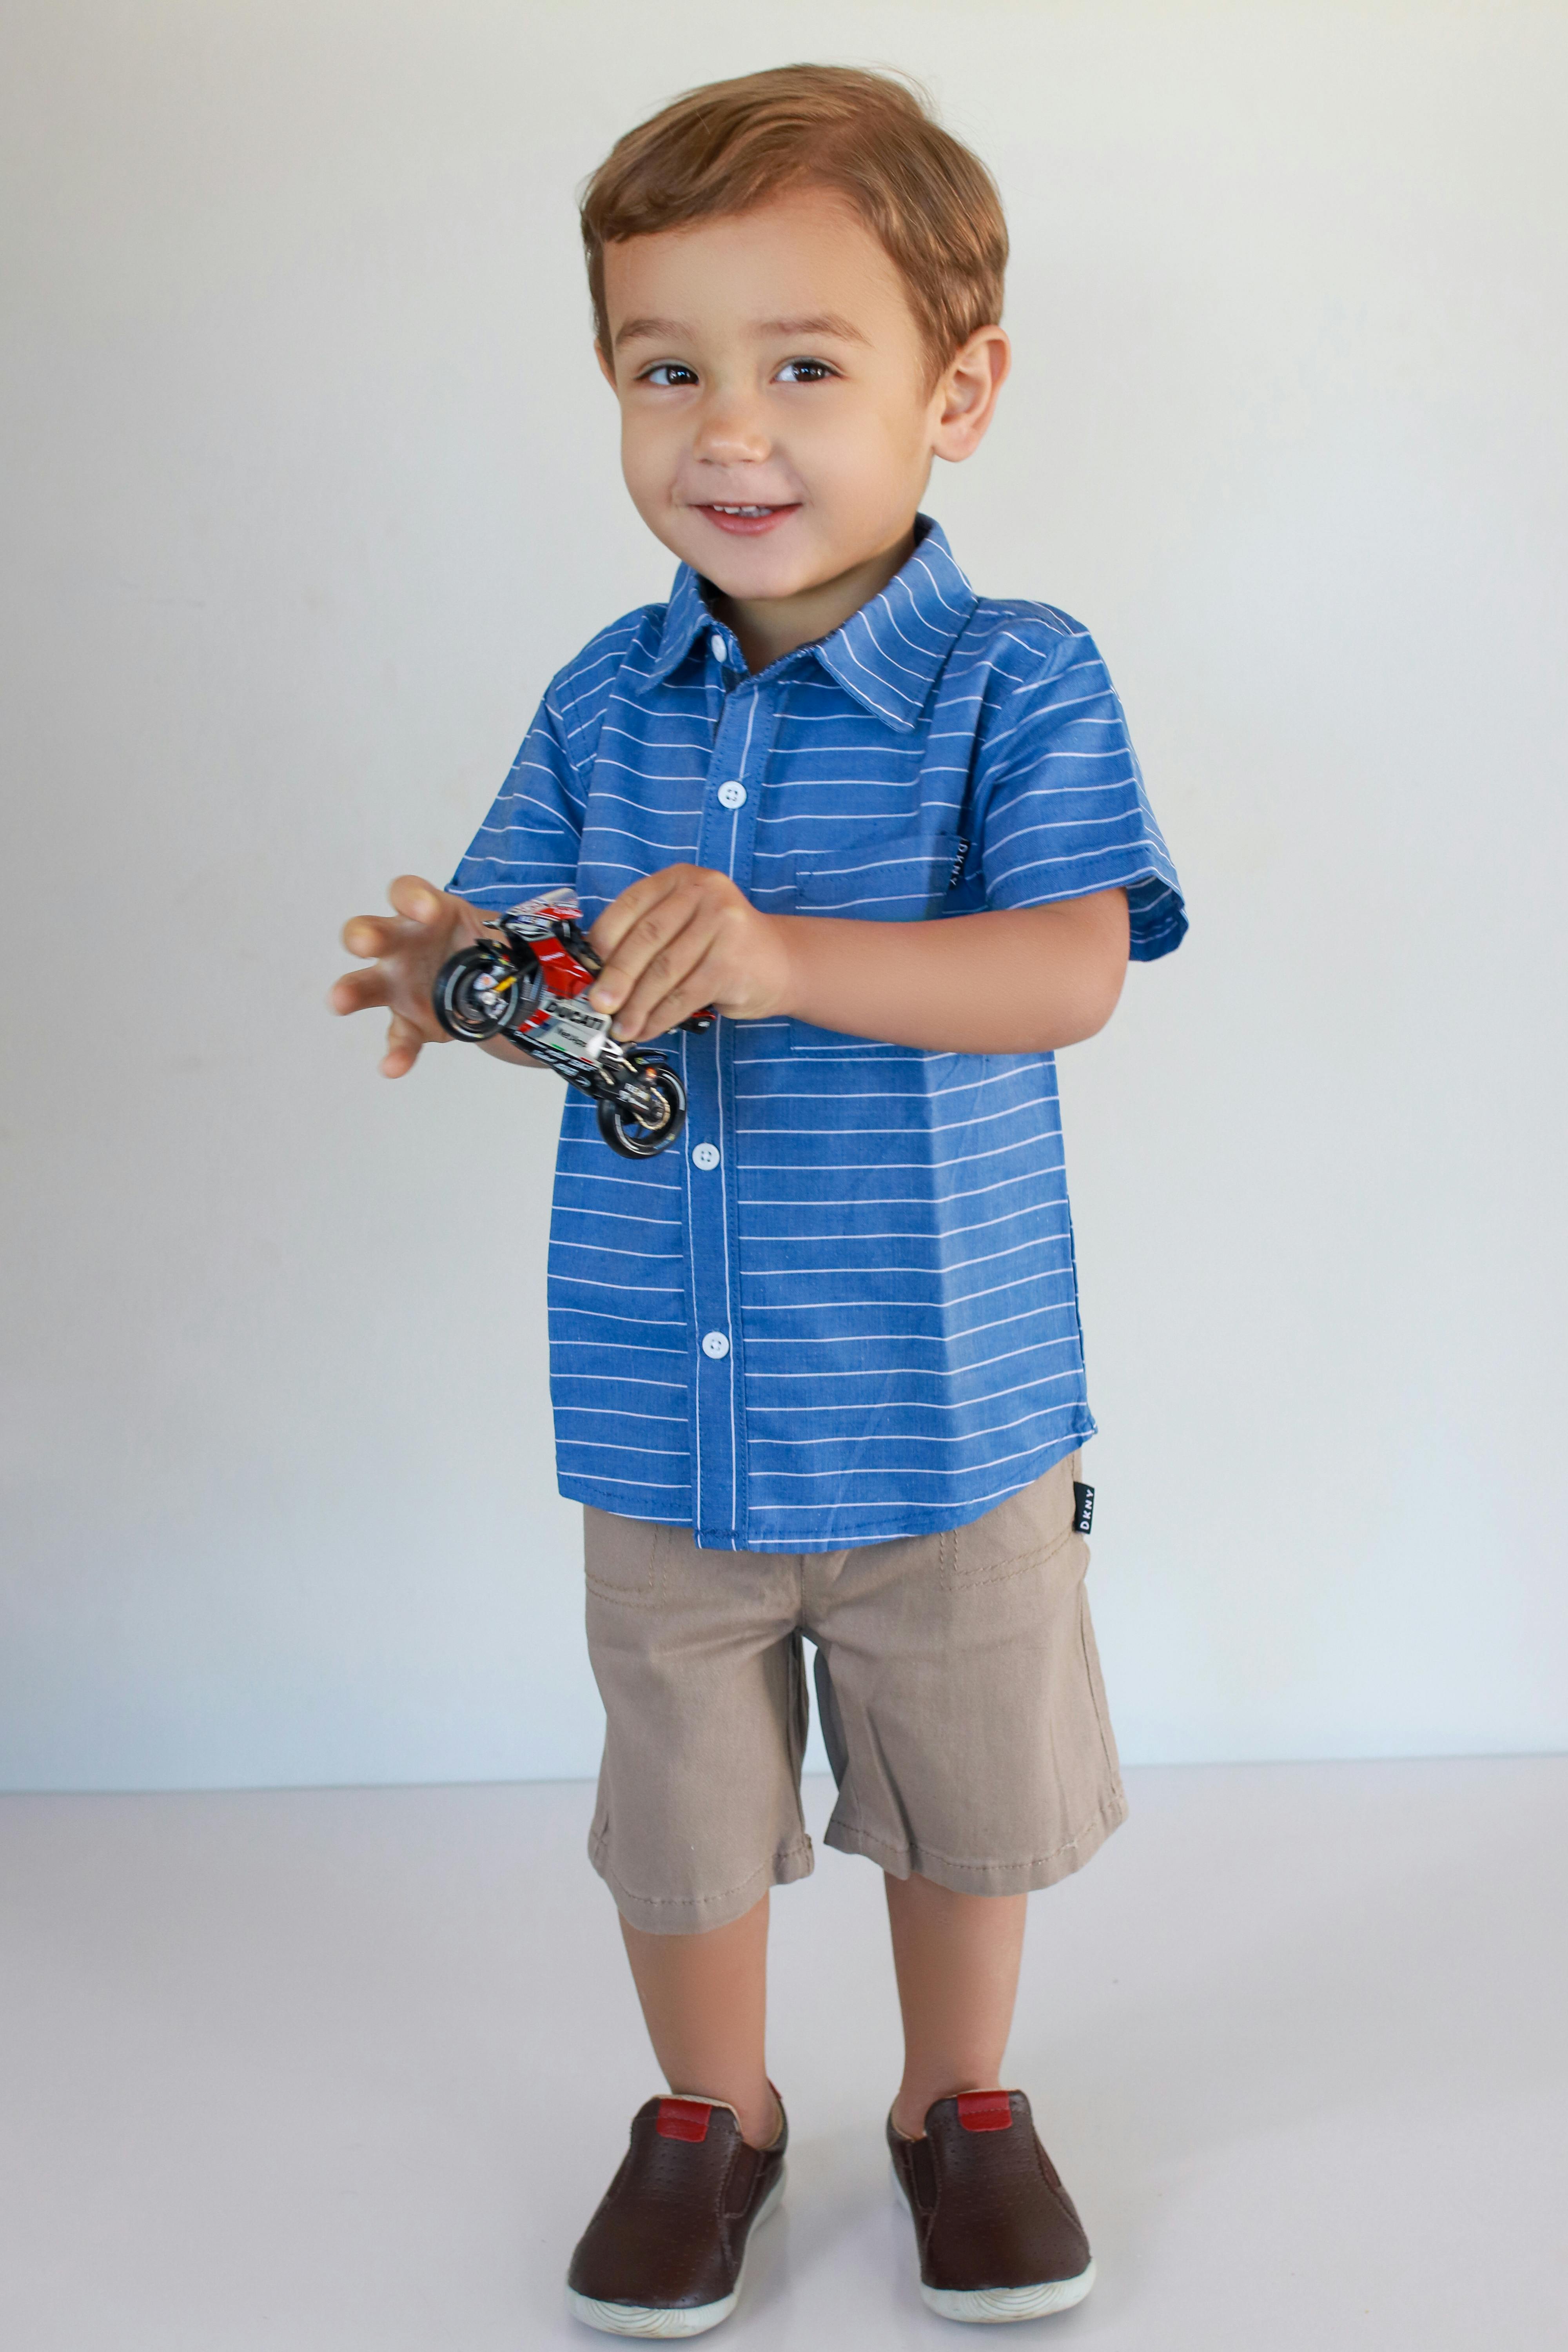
[589,866,696,965]
[341,913,410,959]
[601,899,710,1034]
[387,873,451,928]
[627,944,728,1042]
[608,910,713,1041]
[592,881,708,1015]
[328,965,392,1016]
[379,1010,428,1078]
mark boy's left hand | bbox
[587,866,791,1042]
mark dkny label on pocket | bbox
[947,838,970,889]
[1072,1482,1095,1535]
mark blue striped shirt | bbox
[450,518,1184,1551]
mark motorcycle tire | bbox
[431,943,520,1042]
[597,1063,687,1159]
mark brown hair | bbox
[580,65,1007,383]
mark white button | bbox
[691,1142,720,1170]
[701,1330,730,1359]
[717,780,747,810]
[709,633,727,663]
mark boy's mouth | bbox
[694,503,800,537]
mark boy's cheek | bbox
[616,418,661,497]
[619,440,690,543]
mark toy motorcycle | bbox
[430,889,712,1158]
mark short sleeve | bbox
[973,623,1186,962]
[447,688,586,911]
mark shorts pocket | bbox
[938,1461,1080,1593]
[583,1507,662,1605]
[1076,1581,1123,1787]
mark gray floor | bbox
[0,1760,1564,2350]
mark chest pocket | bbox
[793,828,968,922]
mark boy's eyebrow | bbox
[613,316,692,349]
[757,313,868,344]
[612,311,870,350]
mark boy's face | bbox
[599,187,1004,622]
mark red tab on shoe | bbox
[956,2091,1014,2133]
[656,2098,712,2143]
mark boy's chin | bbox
[634,501,802,594]
[676,532,847,608]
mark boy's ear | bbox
[931,326,1010,464]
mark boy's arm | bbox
[331,664,597,1076]
[587,866,1129,1056]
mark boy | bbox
[332,65,1183,2336]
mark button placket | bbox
[681,682,771,1547]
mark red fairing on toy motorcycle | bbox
[430,889,713,1160]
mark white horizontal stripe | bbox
[554,1302,688,1323]
[553,1209,684,1232]
[748,1435,1060,1478]
[557,1439,691,1459]
[557,1472,690,1490]
[737,1131,1063,1171]
[744,1370,1076,1413]
[734,1095,1053,1139]
[556,1406,688,1424]
[554,1275,686,1294]
[740,1234,1061,1281]
[558,1170,681,1196]
[552,1240,684,1261]
[741,1304,1072,1347]
[740,1267,1071,1314]
[744,1467,1051,1514]
[748,1402,1072,1446]
[738,1166,1068,1209]
[741,1197,1064,1249]
[735,1064,1035,1104]
[552,1337,686,1356]
[748,1341,1076,1382]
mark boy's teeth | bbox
[713,504,772,515]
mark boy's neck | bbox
[709,523,918,674]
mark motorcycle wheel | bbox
[597,1064,687,1158]
[431,944,519,1041]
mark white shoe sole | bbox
[891,2161,1097,2325]
[566,2162,786,2338]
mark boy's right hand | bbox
[329,874,494,1078]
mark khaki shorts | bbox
[582,1454,1127,1935]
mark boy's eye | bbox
[775,358,837,384]
[639,363,699,388]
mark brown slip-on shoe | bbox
[566,2091,786,2339]
[888,2089,1095,2324]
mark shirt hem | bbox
[558,1420,1096,1551]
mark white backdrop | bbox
[2,0,1564,1791]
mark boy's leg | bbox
[884,1874,1027,2138]
[570,1516,805,2328]
[582,1503,810,2156]
[619,1892,781,2150]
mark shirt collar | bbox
[647,515,977,732]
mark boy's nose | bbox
[691,394,771,466]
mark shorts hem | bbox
[822,1785,1128,1895]
[587,1828,816,1935]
